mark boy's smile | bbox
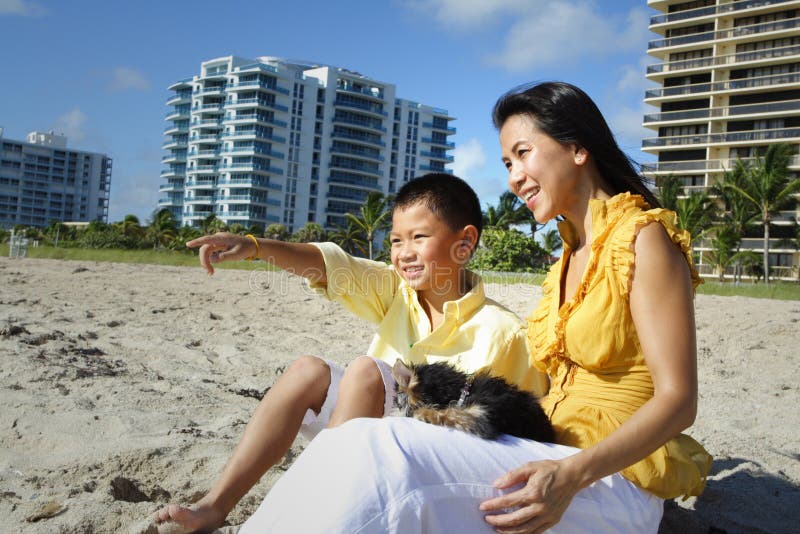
[390,202,469,301]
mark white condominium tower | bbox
[0,130,111,228]
[643,0,800,279]
[158,56,455,232]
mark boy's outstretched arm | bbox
[186,232,326,282]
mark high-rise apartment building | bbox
[158,56,455,232]
[643,0,800,279]
[0,130,112,228]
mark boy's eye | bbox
[414,234,427,240]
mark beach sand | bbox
[0,257,798,533]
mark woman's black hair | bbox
[492,81,661,208]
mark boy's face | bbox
[390,202,468,296]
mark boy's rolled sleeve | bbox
[306,242,399,324]
[492,326,550,398]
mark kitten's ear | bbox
[392,359,413,389]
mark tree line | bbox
[657,143,800,285]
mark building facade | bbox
[643,0,800,280]
[158,56,455,232]
[0,130,112,228]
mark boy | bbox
[154,173,548,532]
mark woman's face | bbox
[499,114,585,223]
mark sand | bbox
[0,257,798,533]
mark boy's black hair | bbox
[393,173,484,241]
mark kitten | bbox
[392,360,554,442]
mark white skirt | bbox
[240,417,663,534]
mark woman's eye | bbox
[517,149,529,158]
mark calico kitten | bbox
[392,360,554,442]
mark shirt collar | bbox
[401,270,484,324]
[556,192,645,252]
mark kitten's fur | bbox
[392,360,554,442]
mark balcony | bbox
[221,146,285,159]
[225,114,288,128]
[226,81,290,95]
[166,93,192,106]
[185,179,216,188]
[162,154,187,164]
[220,131,287,144]
[330,130,385,147]
[644,99,800,124]
[420,150,454,162]
[334,98,388,117]
[225,98,289,113]
[160,168,184,178]
[195,86,226,96]
[642,127,800,148]
[183,210,214,218]
[645,72,800,99]
[648,17,800,51]
[422,137,455,148]
[163,125,189,135]
[192,119,224,129]
[647,45,800,76]
[165,109,190,120]
[649,0,791,26]
[336,85,385,101]
[218,177,282,191]
[218,163,284,175]
[643,155,800,174]
[195,103,225,114]
[329,145,384,161]
[419,165,453,174]
[184,196,214,204]
[329,159,381,175]
[159,183,183,192]
[332,116,387,133]
[422,121,456,133]
[187,165,219,174]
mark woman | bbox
[237,82,712,533]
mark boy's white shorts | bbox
[298,357,396,440]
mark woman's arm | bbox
[481,222,698,533]
[187,232,326,282]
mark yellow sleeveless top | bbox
[528,193,713,499]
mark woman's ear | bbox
[574,146,589,165]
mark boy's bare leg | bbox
[328,356,386,428]
[155,355,331,531]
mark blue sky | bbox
[0,0,657,223]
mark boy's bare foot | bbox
[153,500,226,533]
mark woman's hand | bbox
[479,459,582,534]
[186,232,256,275]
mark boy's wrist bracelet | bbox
[244,234,260,261]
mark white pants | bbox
[241,417,663,533]
[298,358,396,441]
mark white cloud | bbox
[402,0,649,72]
[486,1,648,72]
[450,137,486,179]
[401,0,529,30]
[54,108,88,143]
[0,0,46,16]
[108,173,161,222]
[109,67,150,92]
[608,104,652,156]
[617,56,657,94]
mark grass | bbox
[3,244,798,300]
[696,279,800,301]
[0,244,272,271]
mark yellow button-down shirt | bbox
[308,242,548,397]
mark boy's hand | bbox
[186,232,256,275]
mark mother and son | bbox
[153,81,712,533]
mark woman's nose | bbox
[508,164,525,193]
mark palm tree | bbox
[291,222,327,243]
[674,191,715,242]
[705,225,740,282]
[330,221,368,256]
[147,209,178,249]
[540,228,562,264]
[656,175,683,212]
[718,143,800,284]
[265,223,289,241]
[712,165,760,284]
[483,191,534,233]
[228,223,247,235]
[345,192,391,260]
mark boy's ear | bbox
[392,359,413,388]
[460,225,479,255]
